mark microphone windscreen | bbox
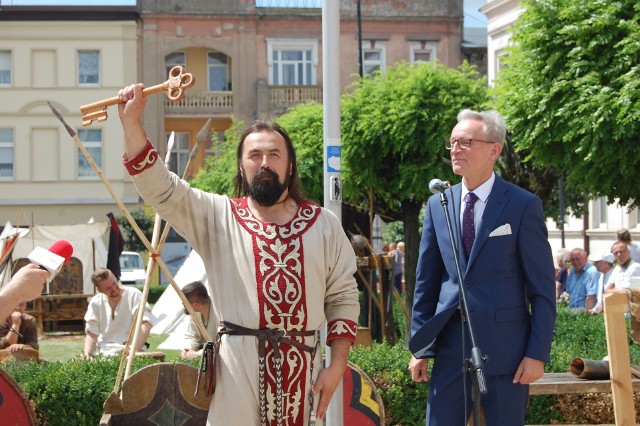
[48,240,73,264]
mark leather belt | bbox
[218,321,318,426]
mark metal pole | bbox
[323,1,343,425]
[357,0,364,78]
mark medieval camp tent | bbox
[150,248,207,349]
[0,221,109,295]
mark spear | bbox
[47,102,212,388]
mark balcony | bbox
[269,85,323,107]
[256,81,323,119]
[164,91,233,115]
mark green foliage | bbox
[190,118,246,196]
[116,208,154,253]
[383,221,405,246]
[349,342,428,425]
[493,0,640,208]
[341,61,488,218]
[133,284,165,304]
[275,102,325,204]
[4,357,158,426]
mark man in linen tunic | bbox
[116,83,360,426]
[180,280,219,360]
[84,268,154,357]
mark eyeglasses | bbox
[445,137,497,150]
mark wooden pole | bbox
[603,292,636,425]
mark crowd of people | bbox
[557,228,640,313]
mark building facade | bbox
[0,6,140,226]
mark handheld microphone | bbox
[429,178,451,194]
[27,240,74,292]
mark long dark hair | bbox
[233,121,305,204]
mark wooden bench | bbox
[529,292,637,425]
[530,372,640,395]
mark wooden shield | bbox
[343,361,385,426]
[0,367,37,425]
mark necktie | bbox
[463,192,479,258]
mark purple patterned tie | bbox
[463,192,479,258]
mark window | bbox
[362,40,386,75]
[0,128,14,179]
[77,128,102,178]
[78,50,100,85]
[267,39,317,85]
[165,51,186,78]
[167,132,190,177]
[0,51,11,86]
[410,42,436,64]
[208,52,229,91]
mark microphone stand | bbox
[437,189,488,426]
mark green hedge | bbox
[5,306,637,425]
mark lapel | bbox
[466,175,510,270]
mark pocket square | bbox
[489,223,512,237]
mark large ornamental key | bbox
[80,65,195,126]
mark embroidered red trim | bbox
[327,319,358,345]
[122,139,159,175]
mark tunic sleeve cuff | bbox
[122,139,160,176]
[326,319,358,345]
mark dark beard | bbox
[242,168,287,206]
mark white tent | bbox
[150,248,207,349]
[0,221,109,295]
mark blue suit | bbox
[410,175,556,425]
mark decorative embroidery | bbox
[122,139,159,175]
[327,319,358,344]
[231,197,320,426]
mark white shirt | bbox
[460,172,496,233]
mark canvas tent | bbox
[0,221,109,295]
[150,248,207,349]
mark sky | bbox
[3,0,488,28]
[464,0,488,28]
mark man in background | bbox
[565,248,599,311]
[617,228,640,263]
[588,251,615,314]
[84,268,155,357]
[0,302,38,352]
[180,280,218,360]
[605,241,640,294]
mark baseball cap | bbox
[588,251,614,264]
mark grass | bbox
[37,332,182,362]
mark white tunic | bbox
[84,286,154,356]
[126,143,359,426]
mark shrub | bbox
[4,356,158,426]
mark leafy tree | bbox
[493,0,640,208]
[190,119,246,197]
[341,61,488,329]
[116,208,154,253]
[274,102,325,204]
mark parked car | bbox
[119,251,146,285]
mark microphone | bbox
[27,240,74,291]
[429,178,451,194]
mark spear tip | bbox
[47,101,77,138]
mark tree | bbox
[493,0,640,208]
[116,208,155,253]
[341,61,488,333]
[190,119,246,197]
